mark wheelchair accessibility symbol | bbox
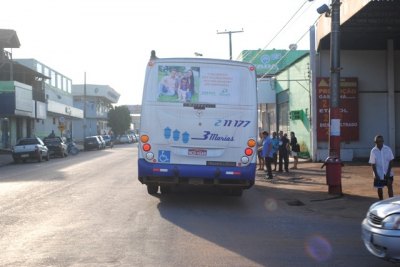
[158,150,171,163]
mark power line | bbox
[237,0,314,62]
[257,15,321,80]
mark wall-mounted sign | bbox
[290,110,303,120]
[316,77,359,142]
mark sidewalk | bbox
[0,149,12,167]
[254,159,400,218]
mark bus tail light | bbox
[247,139,256,147]
[245,147,253,156]
[143,143,151,152]
[140,135,149,143]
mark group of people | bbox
[257,130,300,180]
[257,131,396,200]
[158,68,195,102]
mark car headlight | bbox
[381,214,400,230]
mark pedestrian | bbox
[369,134,394,200]
[278,131,290,172]
[48,130,56,138]
[290,131,300,169]
[271,131,279,171]
[257,132,265,170]
[261,131,273,180]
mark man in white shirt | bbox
[369,135,394,200]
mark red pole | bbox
[329,107,341,158]
[327,0,342,195]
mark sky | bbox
[2,0,327,105]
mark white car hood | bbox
[369,196,400,218]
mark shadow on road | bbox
[154,184,387,266]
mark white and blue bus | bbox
[138,51,258,196]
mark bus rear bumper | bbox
[138,159,255,189]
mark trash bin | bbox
[321,157,343,194]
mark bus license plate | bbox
[188,149,207,157]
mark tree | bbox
[107,105,131,135]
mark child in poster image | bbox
[178,77,190,102]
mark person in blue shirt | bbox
[261,131,274,179]
[271,131,279,171]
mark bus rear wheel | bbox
[147,184,158,195]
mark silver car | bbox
[362,196,400,262]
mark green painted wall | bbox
[276,55,311,158]
[0,81,15,92]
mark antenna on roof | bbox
[150,50,158,60]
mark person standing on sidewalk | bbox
[369,134,394,200]
[278,131,290,172]
[290,131,300,169]
[271,131,279,171]
[261,131,273,180]
[257,132,265,170]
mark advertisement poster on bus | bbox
[157,65,240,104]
[316,77,359,142]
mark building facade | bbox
[15,59,83,140]
[240,1,400,161]
[275,54,311,159]
[313,0,400,160]
[126,105,141,133]
[71,84,120,141]
[238,49,309,137]
[0,30,52,148]
[1,30,122,147]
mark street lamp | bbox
[317,4,331,16]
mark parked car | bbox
[43,136,68,158]
[362,196,400,262]
[84,136,102,151]
[129,133,138,143]
[102,135,114,148]
[97,135,106,149]
[118,134,131,144]
[12,137,50,163]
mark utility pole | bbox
[83,72,87,140]
[217,29,243,60]
[327,0,342,195]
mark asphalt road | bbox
[0,145,394,267]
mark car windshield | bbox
[43,138,61,145]
[18,139,39,145]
